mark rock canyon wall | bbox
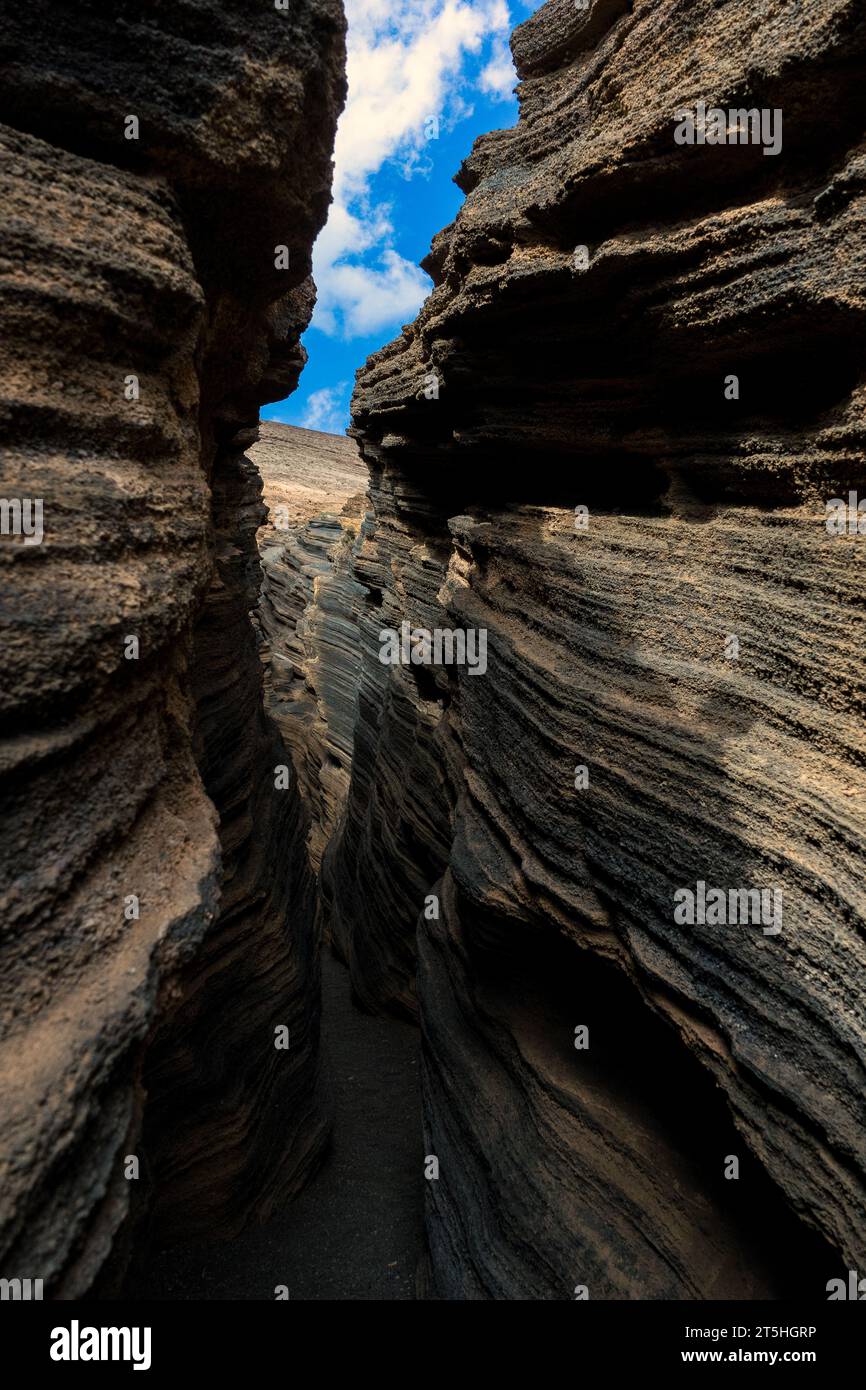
[322,0,866,1297]
[0,1,345,1293]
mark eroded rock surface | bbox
[0,0,345,1293]
[325,0,866,1297]
[253,422,367,870]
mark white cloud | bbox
[319,254,430,339]
[479,36,516,102]
[300,383,350,434]
[312,0,516,340]
[335,0,510,199]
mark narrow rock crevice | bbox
[123,951,423,1301]
[2,0,865,1306]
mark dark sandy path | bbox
[125,951,424,1300]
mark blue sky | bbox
[263,0,543,436]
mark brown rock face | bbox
[0,2,345,1293]
[324,0,866,1296]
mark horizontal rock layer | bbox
[0,0,345,1293]
[324,0,866,1297]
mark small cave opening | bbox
[456,902,841,1299]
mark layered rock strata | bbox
[0,0,345,1294]
[324,0,866,1296]
[253,422,367,870]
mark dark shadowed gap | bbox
[121,951,423,1301]
[464,908,839,1295]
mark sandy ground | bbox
[124,952,424,1300]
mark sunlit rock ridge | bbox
[252,422,367,872]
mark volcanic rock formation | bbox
[322,0,866,1297]
[253,422,367,870]
[0,1,345,1294]
[3,0,865,1307]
